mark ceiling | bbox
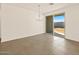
[4,3,72,13]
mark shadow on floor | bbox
[54,32,64,38]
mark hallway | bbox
[0,33,79,55]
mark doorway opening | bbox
[46,13,65,38]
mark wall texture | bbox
[65,4,79,42]
[1,4,45,42]
[0,4,1,38]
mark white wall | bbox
[45,4,79,42]
[65,4,79,42]
[1,4,45,42]
[0,4,1,38]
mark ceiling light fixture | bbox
[38,5,41,20]
[37,4,43,21]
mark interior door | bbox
[46,15,53,33]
